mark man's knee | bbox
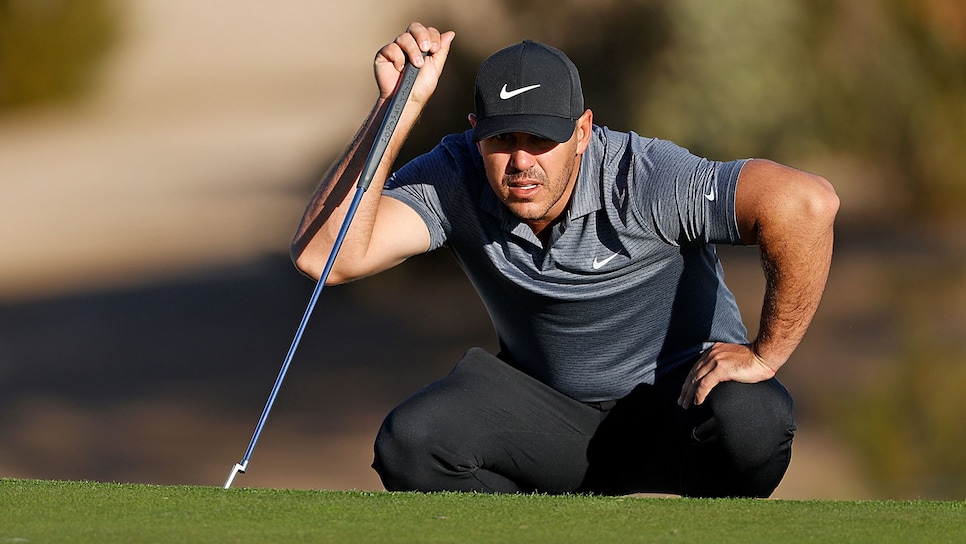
[707,379,796,460]
[372,396,442,491]
[686,379,796,497]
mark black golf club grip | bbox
[356,57,422,191]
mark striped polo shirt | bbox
[384,125,749,402]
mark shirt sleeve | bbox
[382,137,465,252]
[632,138,746,246]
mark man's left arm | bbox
[678,159,839,408]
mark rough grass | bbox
[1,479,963,543]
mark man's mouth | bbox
[507,181,540,198]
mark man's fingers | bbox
[397,23,446,67]
[391,34,421,68]
[678,356,714,409]
[691,373,718,407]
[413,23,442,53]
[679,372,716,409]
[375,24,454,103]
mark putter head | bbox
[223,461,248,489]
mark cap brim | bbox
[472,114,576,143]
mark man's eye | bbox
[533,136,553,146]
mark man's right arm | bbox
[290,23,455,284]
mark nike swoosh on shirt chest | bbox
[592,253,620,270]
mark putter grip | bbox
[356,58,422,191]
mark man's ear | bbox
[576,109,593,154]
[468,114,483,153]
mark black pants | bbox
[373,348,796,498]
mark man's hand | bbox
[677,342,777,409]
[375,23,455,105]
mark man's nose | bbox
[509,148,536,172]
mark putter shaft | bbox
[224,59,421,488]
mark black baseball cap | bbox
[472,40,584,143]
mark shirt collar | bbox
[565,135,604,221]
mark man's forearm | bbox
[291,100,386,260]
[290,94,410,280]
[752,223,835,372]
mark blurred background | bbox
[2,0,964,500]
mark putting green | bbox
[1,478,963,543]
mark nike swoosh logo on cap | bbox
[500,83,541,99]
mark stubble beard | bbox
[502,160,575,223]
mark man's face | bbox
[471,111,591,237]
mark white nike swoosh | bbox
[704,181,717,202]
[592,253,620,270]
[500,83,541,100]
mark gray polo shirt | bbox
[384,125,749,402]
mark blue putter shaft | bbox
[224,59,421,489]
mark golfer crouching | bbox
[291,23,838,497]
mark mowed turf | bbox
[1,479,963,543]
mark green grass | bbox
[1,479,963,543]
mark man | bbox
[291,23,838,497]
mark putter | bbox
[224,57,422,489]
